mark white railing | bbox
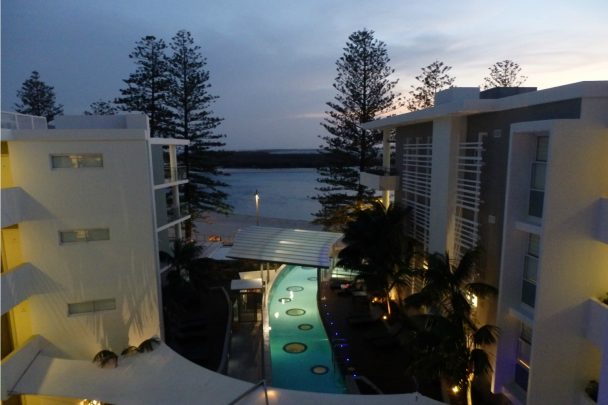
[1,112,47,130]
[453,137,484,259]
[402,138,433,249]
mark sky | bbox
[2,0,607,149]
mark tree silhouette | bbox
[116,36,172,137]
[166,30,231,235]
[315,29,398,230]
[482,60,527,89]
[406,61,455,111]
[15,71,63,122]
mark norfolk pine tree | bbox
[115,36,172,137]
[84,100,117,115]
[315,29,398,230]
[482,59,527,89]
[406,61,455,111]
[166,30,231,237]
[15,71,63,122]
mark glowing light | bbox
[382,315,388,320]
[274,312,279,319]
[452,386,460,394]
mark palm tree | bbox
[404,248,498,404]
[160,238,203,282]
[338,201,420,316]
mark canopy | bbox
[11,343,444,404]
[227,226,343,268]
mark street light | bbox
[255,189,260,226]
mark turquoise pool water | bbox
[268,265,346,393]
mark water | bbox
[219,168,321,221]
[268,265,346,393]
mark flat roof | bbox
[362,81,608,130]
[227,226,343,268]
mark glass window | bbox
[527,234,540,257]
[528,190,544,218]
[530,163,546,190]
[536,136,549,162]
[68,298,116,315]
[60,228,109,244]
[51,154,103,169]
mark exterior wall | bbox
[528,119,608,404]
[7,138,161,359]
[495,110,608,403]
[428,117,464,255]
[467,98,582,289]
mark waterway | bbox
[219,168,321,221]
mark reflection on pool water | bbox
[268,265,346,393]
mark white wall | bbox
[428,117,465,255]
[9,137,161,359]
[528,120,608,404]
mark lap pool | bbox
[268,265,346,393]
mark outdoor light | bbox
[452,386,460,394]
[254,189,260,226]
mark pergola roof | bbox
[227,226,343,268]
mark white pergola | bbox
[227,226,343,268]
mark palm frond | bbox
[121,346,139,356]
[473,324,500,346]
[470,348,493,376]
[93,350,118,368]
[453,247,481,285]
[465,282,498,298]
[137,337,161,353]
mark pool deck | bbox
[317,276,422,396]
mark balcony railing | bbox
[1,112,47,130]
[166,203,190,223]
[359,167,398,191]
[164,165,187,182]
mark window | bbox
[59,228,109,243]
[51,154,103,169]
[522,234,540,308]
[528,136,548,218]
[68,298,116,315]
[515,323,533,391]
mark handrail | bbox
[227,379,269,405]
[214,286,232,374]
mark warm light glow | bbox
[452,386,460,394]
[382,315,388,320]
[466,292,478,308]
[255,190,259,203]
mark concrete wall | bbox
[528,120,608,404]
[8,137,161,359]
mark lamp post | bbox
[255,190,260,226]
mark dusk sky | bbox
[2,0,607,149]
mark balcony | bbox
[157,202,191,230]
[360,167,398,191]
[584,297,608,348]
[1,187,24,227]
[154,165,188,186]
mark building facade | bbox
[1,113,190,404]
[361,82,608,405]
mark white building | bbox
[361,82,608,405]
[1,112,190,403]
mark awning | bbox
[227,226,343,268]
[10,343,444,404]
